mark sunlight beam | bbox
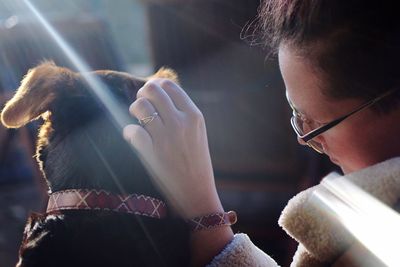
[22,0,131,129]
[21,1,166,259]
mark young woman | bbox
[123,1,400,266]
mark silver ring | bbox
[138,112,158,126]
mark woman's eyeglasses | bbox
[289,89,398,154]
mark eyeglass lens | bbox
[292,115,324,153]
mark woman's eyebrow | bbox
[285,94,323,124]
[287,97,328,124]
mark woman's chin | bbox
[328,156,353,174]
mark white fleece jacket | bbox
[207,157,400,267]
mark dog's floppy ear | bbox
[1,61,75,128]
[149,67,179,84]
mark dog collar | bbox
[46,189,167,219]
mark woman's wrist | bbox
[190,225,234,267]
[181,189,225,219]
[186,211,237,231]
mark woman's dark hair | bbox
[254,0,400,112]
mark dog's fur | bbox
[1,61,190,267]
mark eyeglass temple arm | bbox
[302,96,384,143]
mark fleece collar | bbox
[278,157,400,265]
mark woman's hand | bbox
[124,79,234,266]
[123,78,223,218]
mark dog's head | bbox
[1,61,176,196]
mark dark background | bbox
[0,0,337,266]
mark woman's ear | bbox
[1,61,75,128]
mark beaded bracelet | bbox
[186,211,237,231]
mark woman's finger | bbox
[156,79,198,113]
[137,79,179,120]
[129,97,162,136]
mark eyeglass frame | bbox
[289,88,398,153]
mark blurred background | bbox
[0,0,338,266]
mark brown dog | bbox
[1,61,190,267]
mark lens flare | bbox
[313,173,400,266]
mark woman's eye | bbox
[294,112,325,130]
[302,117,312,124]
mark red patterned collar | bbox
[46,189,167,219]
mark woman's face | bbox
[279,44,400,174]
